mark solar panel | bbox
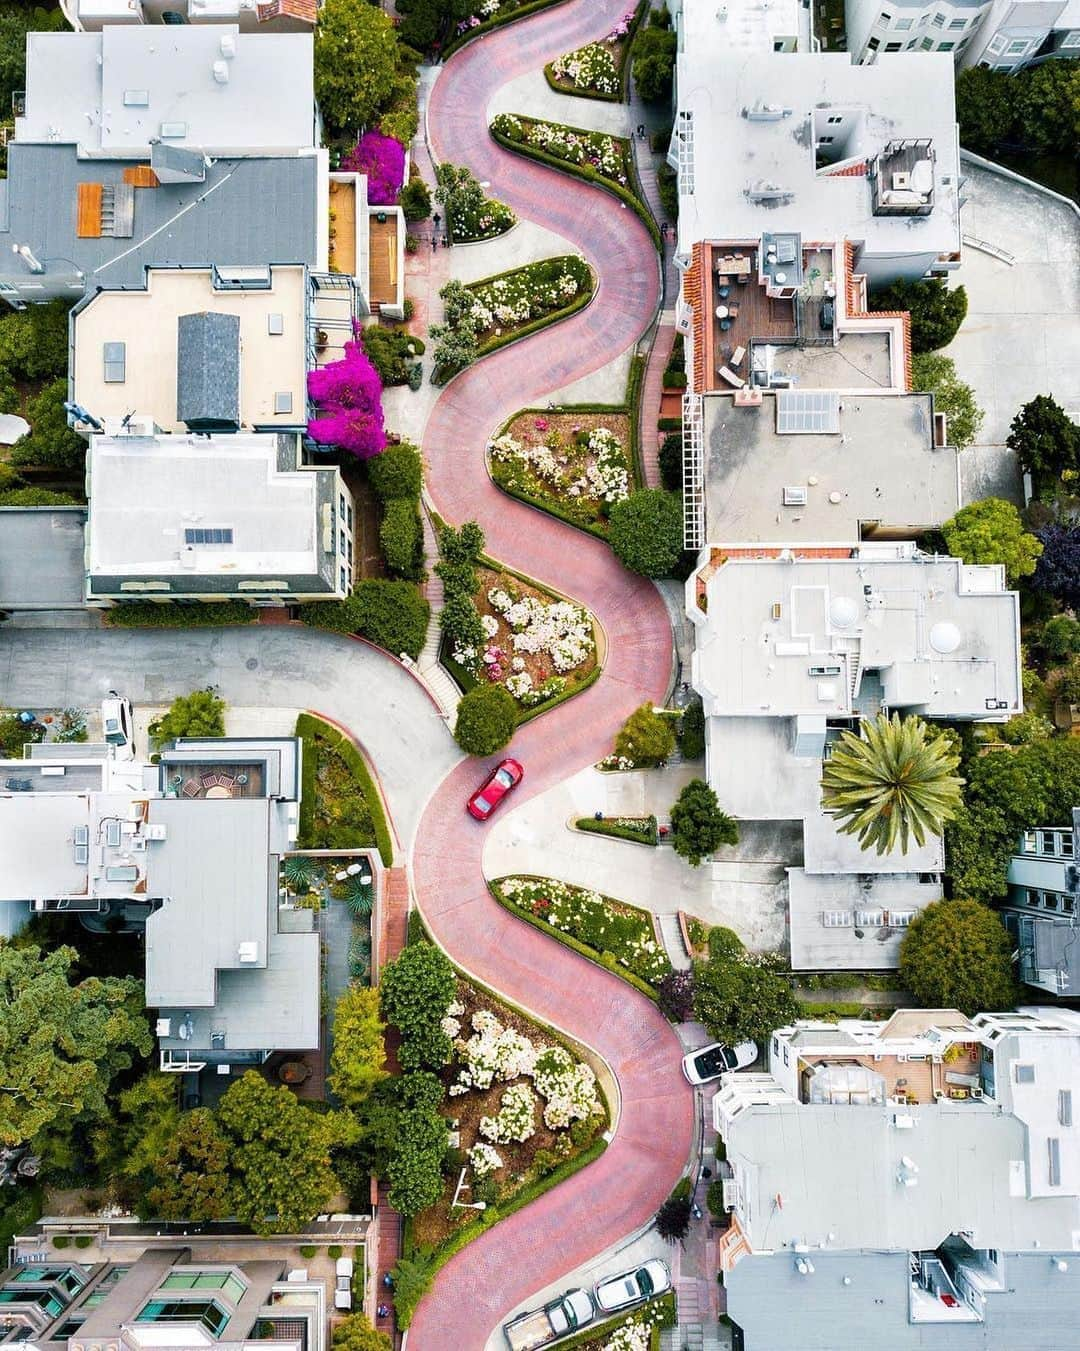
[822,910,853,928]
[776,390,841,435]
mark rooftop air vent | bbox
[782,485,808,506]
[743,103,794,121]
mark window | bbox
[1040,830,1055,855]
[1023,830,1037,851]
[1062,832,1074,857]
[1064,897,1075,914]
[782,1044,790,1065]
[1045,894,1060,910]
[52,1320,85,1339]
[340,565,347,591]
[274,391,293,415]
[1059,1089,1073,1126]
[159,1272,246,1301]
[1062,31,1080,47]
[920,35,934,47]
[1014,1063,1036,1085]
[1026,890,1040,906]
[1007,38,1029,51]
[267,312,284,336]
[896,16,913,27]
[867,35,880,48]
[827,114,844,124]
[987,32,1007,52]
[1048,1137,1062,1186]
[819,135,834,144]
[103,341,126,383]
[184,527,233,546]
[938,39,954,48]
[137,1300,230,1336]
[949,16,966,27]
[885,41,902,49]
[772,38,785,49]
[931,11,945,24]
[879,9,892,20]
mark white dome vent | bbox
[929,621,961,654]
[829,595,859,629]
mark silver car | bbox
[594,1259,671,1314]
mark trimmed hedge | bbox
[440,0,569,59]
[102,601,257,627]
[295,712,393,866]
[658,415,682,432]
[300,579,430,660]
[490,122,661,252]
[555,1292,677,1351]
[576,816,658,846]
[380,497,425,580]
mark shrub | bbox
[102,601,255,628]
[52,1236,71,1250]
[615,703,676,767]
[1040,614,1080,661]
[658,968,694,1022]
[368,441,422,501]
[657,163,678,220]
[314,0,402,136]
[0,487,79,506]
[898,898,1017,1014]
[679,698,705,760]
[658,432,682,491]
[9,378,85,470]
[693,952,799,1044]
[379,498,424,579]
[399,174,432,222]
[453,685,517,755]
[354,579,429,660]
[706,1178,727,1218]
[391,1253,436,1329]
[340,130,405,206]
[360,326,425,387]
[440,591,485,651]
[148,688,226,746]
[632,15,676,102]
[435,162,516,243]
[608,489,683,576]
[299,1245,317,1259]
[380,942,456,1070]
[1032,526,1080,609]
[942,498,1042,584]
[910,353,983,450]
[670,779,738,866]
[1007,394,1080,486]
[955,65,1016,154]
[327,1244,343,1260]
[868,278,967,354]
[655,1195,691,1242]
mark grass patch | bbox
[294,713,393,865]
[575,815,658,846]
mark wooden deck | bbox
[329,178,357,277]
[367,215,399,309]
[123,165,160,188]
[76,182,102,238]
[704,242,796,391]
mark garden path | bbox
[409,2,693,1345]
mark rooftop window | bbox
[136,1299,230,1336]
[160,1271,247,1303]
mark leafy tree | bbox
[329,986,388,1107]
[216,1072,355,1235]
[670,779,738,866]
[0,712,44,758]
[355,579,430,659]
[632,15,677,102]
[399,173,432,222]
[910,353,983,450]
[368,441,422,501]
[148,688,226,746]
[8,379,86,471]
[391,1252,437,1328]
[1039,613,1080,661]
[615,704,676,767]
[438,520,484,564]
[955,66,1016,153]
[655,1194,692,1242]
[93,1072,179,1192]
[314,0,402,135]
[0,944,151,1149]
[380,498,424,579]
[608,489,683,577]
[821,712,964,856]
[1049,656,1080,705]
[380,942,456,1070]
[431,313,479,377]
[942,498,1042,583]
[332,1314,392,1351]
[868,278,967,353]
[145,1108,233,1222]
[453,685,517,756]
[1012,60,1080,154]
[0,9,66,140]
[385,1097,447,1215]
[899,899,1016,1014]
[1033,525,1080,608]
[692,954,799,1044]
[1006,394,1080,485]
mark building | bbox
[1000,809,1080,996]
[714,1007,1080,1348]
[0,736,320,1071]
[63,0,316,33]
[84,431,355,606]
[0,1249,325,1351]
[843,0,1080,69]
[685,542,1021,966]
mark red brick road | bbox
[408,5,694,1347]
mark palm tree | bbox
[820,711,964,855]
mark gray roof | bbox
[177,311,241,429]
[0,145,318,291]
[0,508,87,610]
[726,1250,1080,1351]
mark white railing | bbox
[682,391,704,550]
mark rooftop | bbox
[0,508,87,610]
[17,27,314,158]
[787,869,942,969]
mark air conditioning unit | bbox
[782,485,808,506]
[237,941,259,964]
[145,823,167,841]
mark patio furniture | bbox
[4,778,31,792]
[182,780,201,799]
[718,365,744,388]
[720,318,732,332]
[730,345,746,368]
[201,772,236,792]
[718,285,730,299]
[205,785,232,799]
[715,305,728,319]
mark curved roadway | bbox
[410,5,694,1345]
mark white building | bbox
[844,0,1080,68]
[62,0,316,33]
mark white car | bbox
[594,1259,671,1313]
[334,1256,353,1311]
[681,1040,757,1085]
[101,695,135,760]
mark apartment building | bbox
[714,1007,1080,1348]
[999,808,1080,996]
[844,0,1080,68]
[63,0,316,30]
[0,736,320,1071]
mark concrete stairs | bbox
[415,507,461,720]
[659,1278,726,1351]
[657,912,692,970]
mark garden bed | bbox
[543,4,645,101]
[574,815,658,846]
[490,876,671,996]
[442,0,570,57]
[489,408,633,536]
[560,1292,677,1350]
[295,713,393,865]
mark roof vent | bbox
[213,60,230,85]
[238,942,260,964]
[929,621,961,654]
[220,34,237,59]
[829,595,859,629]
[782,485,808,506]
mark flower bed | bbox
[442,0,567,57]
[488,409,633,535]
[435,162,516,243]
[492,876,672,991]
[561,1294,677,1351]
[545,8,640,100]
[575,815,658,846]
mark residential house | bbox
[685,542,1021,966]
[62,0,317,31]
[84,432,355,606]
[999,809,1080,996]
[0,1249,324,1351]
[0,736,321,1071]
[715,1007,1080,1348]
[843,0,1080,68]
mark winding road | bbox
[410,5,693,1345]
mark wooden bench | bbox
[730,345,746,368]
[718,366,745,389]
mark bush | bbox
[327,1244,343,1260]
[706,1178,727,1218]
[615,704,676,767]
[608,489,683,577]
[102,601,256,628]
[679,698,705,760]
[435,162,516,243]
[868,278,967,354]
[942,498,1042,584]
[355,579,429,660]
[360,325,425,387]
[0,299,69,383]
[391,1253,436,1329]
[380,942,456,1070]
[955,66,1016,154]
[910,353,983,450]
[655,1195,691,1242]
[51,1236,70,1250]
[340,130,405,206]
[1040,614,1080,661]
[671,779,738,866]
[307,341,387,460]
[1012,60,1080,154]
[369,442,423,501]
[693,950,799,1044]
[1007,394,1080,486]
[314,0,402,136]
[399,174,432,222]
[0,487,78,506]
[632,15,676,102]
[148,688,226,746]
[657,163,678,220]
[658,432,682,491]
[898,898,1017,1014]
[9,378,86,471]
[453,685,517,755]
[658,968,694,1022]
[379,498,424,579]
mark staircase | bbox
[659,1278,726,1351]
[415,507,462,720]
[657,912,692,970]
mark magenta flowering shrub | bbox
[341,130,406,207]
[307,340,387,459]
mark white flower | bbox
[468,1142,503,1176]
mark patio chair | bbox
[727,303,740,320]
[720,318,732,332]
[182,780,201,799]
[730,345,746,368]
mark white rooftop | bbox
[17,26,314,157]
[787,869,942,969]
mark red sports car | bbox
[467,758,524,820]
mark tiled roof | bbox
[688,241,706,393]
[825,161,867,178]
[258,0,317,21]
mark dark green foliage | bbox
[294,713,393,864]
[314,0,403,136]
[679,698,706,760]
[399,173,433,221]
[910,353,983,450]
[148,688,225,745]
[898,899,1016,1013]
[1007,394,1080,485]
[102,601,256,628]
[692,940,799,1044]
[438,520,485,564]
[379,498,425,579]
[657,163,678,219]
[283,855,313,892]
[391,1253,437,1329]
[615,703,676,766]
[9,379,85,471]
[379,942,456,1071]
[0,487,79,506]
[658,432,683,491]
[302,580,429,659]
[368,442,423,501]
[453,684,517,755]
[0,8,65,119]
[632,12,677,102]
[706,1178,726,1217]
[575,816,658,845]
[146,1109,232,1222]
[955,66,1018,153]
[0,712,44,758]
[608,489,683,576]
[956,61,1080,156]
[439,591,485,650]
[868,278,967,353]
[360,325,426,387]
[670,779,738,866]
[655,1195,691,1242]
[1040,614,1080,661]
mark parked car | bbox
[681,1040,758,1085]
[467,757,524,821]
[504,1289,594,1350]
[594,1259,671,1313]
[334,1256,353,1311]
[101,695,135,760]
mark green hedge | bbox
[440,0,569,59]
[626,351,647,487]
[102,601,257,627]
[295,712,394,866]
[490,124,661,253]
[575,816,658,846]
[658,415,682,432]
[300,579,430,661]
[380,497,425,580]
[555,1292,677,1351]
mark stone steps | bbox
[657,912,692,970]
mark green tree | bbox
[615,704,676,767]
[328,986,388,1107]
[438,520,484,564]
[631,17,677,102]
[899,899,1016,1014]
[1006,394,1080,485]
[955,66,1015,153]
[380,942,456,1071]
[942,497,1042,583]
[670,779,738,866]
[658,432,683,492]
[1013,60,1080,154]
[608,489,683,577]
[679,698,706,760]
[93,1072,180,1190]
[385,1097,447,1216]
[399,174,432,222]
[0,9,66,135]
[453,685,517,756]
[315,0,401,135]
[910,353,983,450]
[1040,614,1080,661]
[692,953,799,1044]
[216,1072,355,1235]
[9,379,86,471]
[869,278,967,353]
[391,1252,437,1328]
[431,313,479,377]
[0,712,44,759]
[379,498,424,579]
[0,944,152,1148]
[145,1108,233,1222]
[354,579,430,660]
[148,688,226,746]
[332,1314,392,1351]
[368,442,422,500]
[821,712,964,856]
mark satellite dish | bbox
[929,621,961,654]
[829,596,858,629]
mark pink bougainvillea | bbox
[341,130,406,207]
[307,340,387,459]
